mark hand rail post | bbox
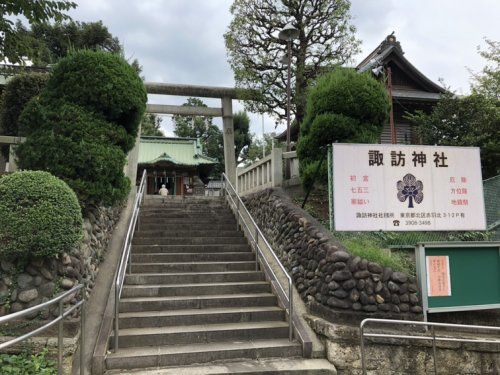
[360,321,367,375]
[114,277,119,352]
[432,325,438,374]
[58,299,63,375]
[255,227,259,271]
[289,277,293,341]
[80,287,85,375]
[236,199,240,230]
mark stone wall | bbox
[307,315,500,374]
[244,188,421,315]
[0,204,122,319]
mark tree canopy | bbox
[5,20,121,66]
[297,68,390,188]
[407,38,500,179]
[407,92,499,179]
[470,39,499,100]
[0,0,76,64]
[225,0,360,125]
[141,113,164,137]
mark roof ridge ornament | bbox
[378,31,404,55]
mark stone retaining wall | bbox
[307,315,500,374]
[244,188,422,315]
[0,204,121,318]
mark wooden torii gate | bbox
[145,82,241,185]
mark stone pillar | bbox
[271,147,283,187]
[8,144,18,172]
[0,151,6,173]
[221,97,236,186]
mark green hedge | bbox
[44,50,147,137]
[0,171,83,259]
[0,73,50,137]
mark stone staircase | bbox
[105,196,336,374]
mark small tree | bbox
[233,111,252,162]
[297,68,390,188]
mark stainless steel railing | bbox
[0,284,85,375]
[113,169,147,351]
[360,318,500,374]
[221,173,294,341]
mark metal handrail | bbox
[113,169,147,351]
[221,173,294,341]
[360,318,500,374]
[0,284,85,375]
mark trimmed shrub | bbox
[19,101,135,152]
[0,171,83,259]
[16,105,131,207]
[43,50,147,136]
[0,73,50,136]
[298,68,390,188]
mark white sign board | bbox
[333,144,486,231]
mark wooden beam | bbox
[146,104,223,117]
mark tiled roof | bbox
[138,136,217,166]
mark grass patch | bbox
[341,237,415,275]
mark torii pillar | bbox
[221,97,235,185]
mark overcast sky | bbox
[67,0,500,137]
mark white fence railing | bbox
[237,148,283,195]
[236,148,301,195]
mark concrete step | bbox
[140,212,234,219]
[121,281,270,298]
[130,261,256,273]
[135,230,243,238]
[139,223,239,231]
[106,339,302,370]
[132,237,248,245]
[132,244,251,254]
[105,358,337,374]
[130,252,255,264]
[124,271,265,285]
[111,321,290,348]
[119,293,278,313]
[118,306,285,329]
[139,218,236,225]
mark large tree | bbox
[0,0,76,64]
[173,98,225,177]
[4,20,121,66]
[224,0,360,125]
